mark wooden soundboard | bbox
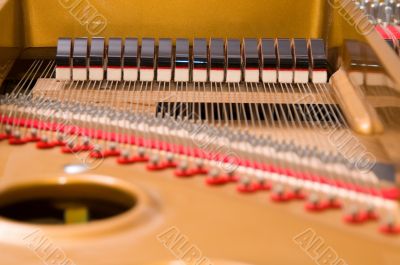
[1,0,400,264]
[0,139,399,265]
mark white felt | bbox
[294,70,309,83]
[278,70,293,83]
[89,68,104,81]
[56,68,71,80]
[210,69,224,82]
[312,70,328,84]
[123,68,138,81]
[72,68,87,81]
[262,70,277,83]
[140,69,154,81]
[192,69,207,82]
[107,68,122,81]
[174,68,190,82]
[226,69,241,83]
[157,68,172,82]
[245,69,259,83]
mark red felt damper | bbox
[236,183,258,193]
[2,115,400,201]
[8,137,27,145]
[24,136,41,142]
[0,133,11,140]
[252,182,271,191]
[305,201,329,212]
[36,141,56,149]
[116,155,149,165]
[379,224,400,235]
[205,176,229,186]
[174,168,196,178]
[343,212,369,224]
[270,192,294,202]
[147,161,177,171]
[61,144,93,154]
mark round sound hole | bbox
[0,182,137,225]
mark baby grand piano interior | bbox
[1,0,400,264]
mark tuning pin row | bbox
[357,0,400,25]
[3,105,400,235]
[355,0,400,54]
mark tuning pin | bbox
[147,154,161,170]
[53,132,65,146]
[165,153,173,163]
[395,3,400,24]
[89,144,103,158]
[103,142,120,157]
[163,153,177,168]
[344,206,368,224]
[28,128,40,141]
[60,140,73,153]
[13,130,21,139]
[194,159,203,170]
[120,149,131,159]
[36,135,55,149]
[147,152,175,170]
[305,193,327,212]
[319,151,330,164]
[0,125,12,140]
[359,0,366,12]
[377,2,386,24]
[67,139,75,148]
[117,149,134,165]
[76,138,94,152]
[379,215,400,234]
[189,159,208,175]
[385,6,393,25]
[4,125,12,135]
[388,0,396,9]
[253,172,271,191]
[326,194,342,209]
[209,168,220,178]
[365,205,379,220]
[270,184,293,202]
[292,186,306,200]
[368,4,378,24]
[206,168,219,181]
[205,168,227,185]
[136,147,148,160]
[365,0,372,14]
[224,168,238,183]
[81,137,90,147]
[9,130,26,145]
[117,147,149,164]
[237,177,256,193]
[174,160,193,178]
